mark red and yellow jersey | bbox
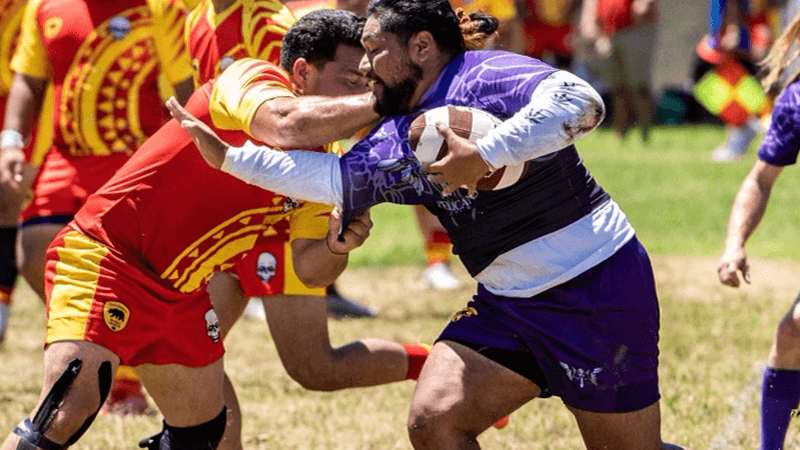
[11,0,192,157]
[74,58,333,294]
[450,0,517,22]
[284,0,335,18]
[0,0,27,97]
[185,0,295,87]
[0,0,53,165]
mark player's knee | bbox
[777,306,800,343]
[407,403,463,448]
[13,359,112,449]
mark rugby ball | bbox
[407,105,531,191]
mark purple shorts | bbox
[438,237,660,413]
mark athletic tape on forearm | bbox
[222,141,344,209]
[475,70,606,168]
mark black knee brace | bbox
[13,359,112,450]
[138,407,227,450]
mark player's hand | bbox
[717,246,750,287]
[0,147,27,193]
[327,208,372,255]
[422,122,493,197]
[165,97,229,169]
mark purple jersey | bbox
[340,51,609,275]
[758,79,800,166]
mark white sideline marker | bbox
[709,362,765,450]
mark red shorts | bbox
[20,149,130,226]
[44,225,224,367]
[523,22,573,58]
[232,238,326,297]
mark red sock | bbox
[0,287,11,307]
[109,365,142,400]
[425,231,451,266]
[402,343,432,380]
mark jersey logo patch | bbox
[103,301,130,332]
[43,17,62,39]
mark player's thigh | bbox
[568,401,662,450]
[18,223,63,265]
[207,271,247,336]
[263,294,330,363]
[410,340,541,434]
[36,340,120,443]
[135,359,226,427]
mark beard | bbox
[372,62,423,117]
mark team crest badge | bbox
[281,197,300,214]
[451,306,478,322]
[108,16,131,40]
[205,309,221,343]
[103,301,130,332]
[43,17,62,39]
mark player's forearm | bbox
[221,142,345,209]
[293,239,349,288]
[724,176,771,250]
[475,70,605,168]
[3,73,48,138]
[250,93,379,149]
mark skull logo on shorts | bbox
[256,252,278,283]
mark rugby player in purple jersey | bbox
[169,0,691,447]
[718,13,800,450]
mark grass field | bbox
[2,125,800,449]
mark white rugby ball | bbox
[407,105,530,191]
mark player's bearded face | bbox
[371,59,423,117]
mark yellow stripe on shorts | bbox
[46,231,109,345]
[283,241,325,296]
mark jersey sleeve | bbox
[10,0,50,79]
[208,57,295,137]
[242,0,296,66]
[757,82,800,166]
[148,0,193,85]
[287,201,332,241]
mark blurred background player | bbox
[517,0,578,70]
[0,0,53,347]
[0,0,194,417]
[578,0,659,142]
[717,10,800,449]
[692,0,775,161]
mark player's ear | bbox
[291,58,316,94]
[409,31,434,65]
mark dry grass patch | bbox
[2,255,800,448]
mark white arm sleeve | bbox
[475,70,606,168]
[221,141,344,209]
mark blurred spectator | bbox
[517,0,579,69]
[578,0,658,142]
[692,0,776,161]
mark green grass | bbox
[349,125,800,267]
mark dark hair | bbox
[280,9,366,72]
[366,0,498,57]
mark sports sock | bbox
[0,226,18,304]
[425,231,451,266]
[761,366,800,450]
[109,365,143,400]
[402,343,432,380]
